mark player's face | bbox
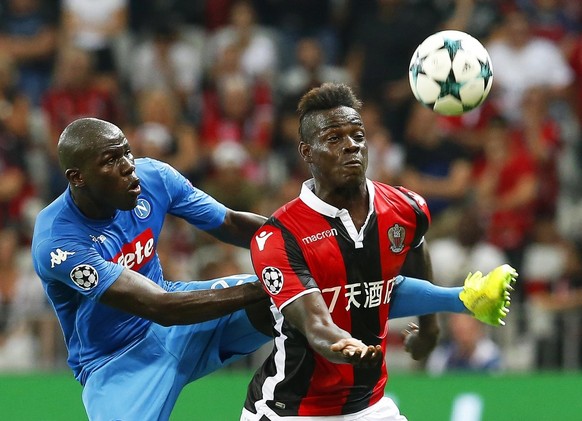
[80,131,141,214]
[303,106,368,189]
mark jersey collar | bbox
[299,179,375,249]
[299,178,375,216]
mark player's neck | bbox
[71,188,116,220]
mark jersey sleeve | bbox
[152,159,227,230]
[251,222,319,311]
[395,186,431,248]
[33,237,124,301]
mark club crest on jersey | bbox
[262,266,284,295]
[388,223,406,253]
[70,264,98,290]
[134,198,151,219]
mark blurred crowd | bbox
[0,0,581,373]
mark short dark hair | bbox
[297,83,362,143]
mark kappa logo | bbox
[90,234,106,243]
[50,249,75,268]
[255,231,273,251]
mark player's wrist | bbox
[247,280,269,301]
[417,315,440,338]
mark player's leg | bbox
[82,327,181,421]
[390,264,517,326]
[167,275,271,383]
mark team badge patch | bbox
[388,223,406,253]
[70,264,99,290]
[134,198,151,219]
[262,267,284,295]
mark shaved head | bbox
[57,118,123,171]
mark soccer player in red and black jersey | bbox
[240,83,516,421]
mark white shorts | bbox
[240,396,408,421]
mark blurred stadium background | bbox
[0,0,581,420]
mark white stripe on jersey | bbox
[253,304,288,414]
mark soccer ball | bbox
[409,30,493,116]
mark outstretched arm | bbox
[207,209,267,249]
[282,292,383,367]
[100,268,269,326]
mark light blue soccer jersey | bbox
[31,158,227,384]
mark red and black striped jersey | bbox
[244,179,431,418]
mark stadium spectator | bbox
[518,87,562,218]
[426,313,503,374]
[206,0,278,85]
[129,88,203,183]
[472,115,538,277]
[486,9,574,123]
[200,73,273,181]
[344,0,442,144]
[269,95,311,185]
[40,46,123,201]
[127,19,205,122]
[60,0,129,92]
[435,0,505,40]
[0,53,36,231]
[430,205,508,288]
[277,36,352,101]
[521,218,574,368]
[253,0,341,70]
[31,117,272,420]
[0,0,58,106]
[359,100,404,186]
[401,104,473,239]
[0,226,49,371]
[127,0,205,33]
[240,83,516,421]
[517,0,582,43]
[200,141,261,212]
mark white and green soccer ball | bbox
[409,30,493,116]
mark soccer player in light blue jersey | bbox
[31,117,273,421]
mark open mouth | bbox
[128,178,141,194]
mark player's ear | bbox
[65,168,85,188]
[298,141,312,163]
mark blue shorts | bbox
[82,275,270,421]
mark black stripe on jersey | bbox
[243,324,317,417]
[395,187,429,248]
[322,214,383,415]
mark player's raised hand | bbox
[330,338,383,367]
[401,322,438,361]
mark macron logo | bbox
[302,228,338,245]
[255,231,273,251]
[50,249,75,268]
